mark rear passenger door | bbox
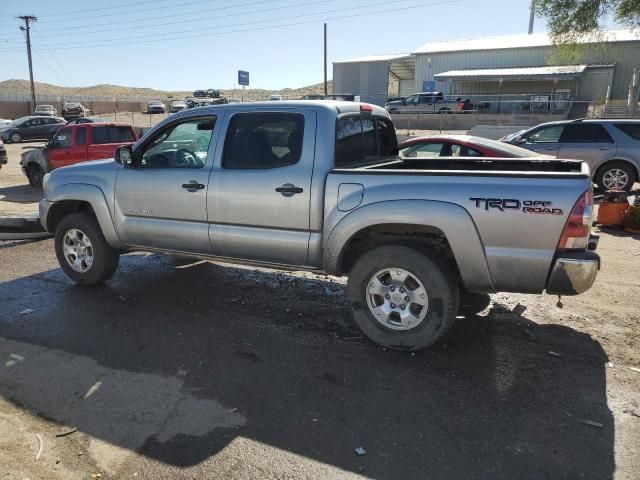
[208,111,316,266]
[521,125,564,156]
[557,123,615,169]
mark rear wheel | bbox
[347,245,459,351]
[25,163,44,188]
[596,161,636,191]
[55,212,120,285]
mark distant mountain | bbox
[0,79,333,100]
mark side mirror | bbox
[115,145,133,166]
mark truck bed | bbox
[335,157,585,175]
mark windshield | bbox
[470,136,539,157]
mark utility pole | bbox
[528,0,535,34]
[323,23,328,96]
[18,15,38,110]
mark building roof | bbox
[334,53,411,64]
[414,29,640,54]
[434,65,588,81]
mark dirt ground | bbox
[0,137,639,479]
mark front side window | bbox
[140,116,215,168]
[560,124,613,143]
[222,113,304,169]
[405,95,419,105]
[52,127,72,148]
[76,127,86,146]
[524,126,564,143]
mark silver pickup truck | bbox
[39,101,600,351]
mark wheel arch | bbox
[323,200,494,293]
[594,158,640,181]
[44,184,124,249]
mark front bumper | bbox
[546,250,600,295]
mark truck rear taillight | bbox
[558,190,593,250]
[458,101,466,110]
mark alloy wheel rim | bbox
[62,228,94,273]
[602,168,629,190]
[365,267,429,331]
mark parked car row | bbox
[0,116,66,143]
[385,91,471,114]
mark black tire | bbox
[596,161,637,191]
[55,212,119,285]
[347,245,459,351]
[25,163,44,188]
[457,291,491,316]
[9,132,22,143]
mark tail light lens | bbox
[458,101,466,110]
[558,190,593,250]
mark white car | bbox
[269,94,283,101]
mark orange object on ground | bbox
[596,202,629,226]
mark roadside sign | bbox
[422,81,436,92]
[238,70,250,86]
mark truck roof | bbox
[174,100,388,117]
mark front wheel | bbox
[55,212,120,284]
[9,132,22,143]
[347,245,459,351]
[25,163,44,188]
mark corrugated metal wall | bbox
[415,42,640,99]
[332,61,390,105]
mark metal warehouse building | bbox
[333,29,640,108]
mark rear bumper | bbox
[546,250,600,295]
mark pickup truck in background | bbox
[21,122,137,187]
[385,91,471,114]
[39,101,599,351]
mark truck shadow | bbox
[0,251,614,479]
[0,183,42,204]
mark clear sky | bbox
[0,0,549,91]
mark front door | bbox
[47,126,74,169]
[113,115,218,253]
[208,110,315,266]
[521,124,565,157]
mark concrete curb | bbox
[0,213,51,240]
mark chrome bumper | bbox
[546,251,600,295]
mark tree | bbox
[537,0,640,40]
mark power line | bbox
[36,0,298,35]
[0,0,460,53]
[32,28,75,86]
[31,46,68,87]
[32,0,200,18]
[10,0,434,48]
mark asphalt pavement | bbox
[0,237,622,479]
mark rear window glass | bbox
[614,123,640,140]
[335,115,398,166]
[91,126,135,144]
[560,124,613,143]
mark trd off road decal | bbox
[469,198,563,215]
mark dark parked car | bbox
[301,94,325,100]
[0,116,66,143]
[61,102,86,120]
[0,139,7,170]
[48,117,111,138]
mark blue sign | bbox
[238,70,250,86]
[422,80,436,92]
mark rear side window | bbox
[336,115,398,166]
[560,124,613,143]
[75,127,86,145]
[223,113,305,169]
[91,126,135,144]
[614,123,640,140]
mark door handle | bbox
[599,147,610,150]
[182,181,205,191]
[544,147,556,150]
[275,183,303,197]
